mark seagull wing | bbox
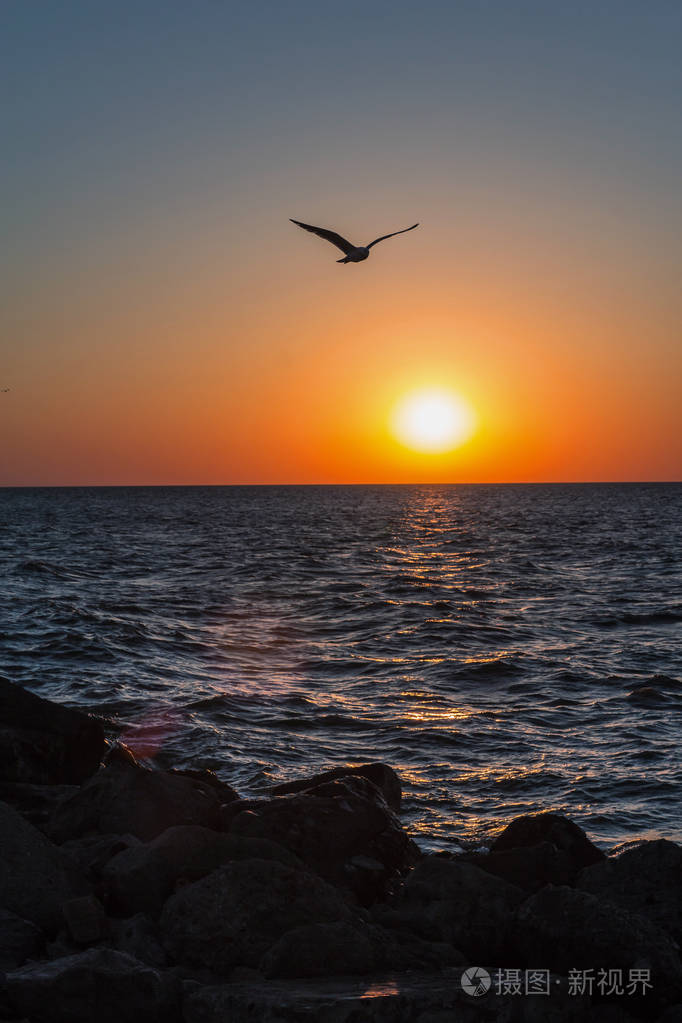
[290,219,356,255]
[366,222,419,249]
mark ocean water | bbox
[1,484,681,852]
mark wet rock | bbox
[228,775,419,904]
[515,885,682,1008]
[4,949,181,1023]
[269,763,402,812]
[577,839,682,942]
[0,677,105,786]
[0,909,44,970]
[49,761,222,843]
[62,895,108,944]
[102,824,301,916]
[491,813,605,877]
[375,855,524,964]
[461,841,576,892]
[160,858,354,974]
[168,767,240,804]
[103,741,139,768]
[0,800,89,932]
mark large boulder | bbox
[4,949,180,1023]
[102,824,301,916]
[0,677,104,784]
[260,920,461,980]
[515,885,682,1009]
[227,775,419,903]
[259,921,378,979]
[269,763,402,812]
[0,800,89,932]
[578,839,682,942]
[49,761,222,843]
[373,855,524,963]
[160,858,354,974]
[460,841,576,892]
[491,814,604,879]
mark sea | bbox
[1,484,681,853]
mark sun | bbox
[391,388,476,453]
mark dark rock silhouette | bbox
[0,677,104,785]
[578,839,682,942]
[103,824,301,916]
[49,760,223,843]
[4,948,181,1023]
[491,812,605,876]
[160,858,354,974]
[0,800,89,932]
[269,762,402,811]
[227,774,418,904]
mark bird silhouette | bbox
[290,219,419,264]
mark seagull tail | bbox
[336,256,349,264]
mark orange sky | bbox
[2,3,681,484]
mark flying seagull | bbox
[290,218,419,264]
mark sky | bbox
[1,0,680,484]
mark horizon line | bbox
[1,480,680,489]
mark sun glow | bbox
[391,389,476,453]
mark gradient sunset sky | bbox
[2,0,680,485]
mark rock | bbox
[228,775,419,904]
[269,763,402,812]
[0,677,105,785]
[102,825,302,917]
[260,920,461,980]
[0,800,89,932]
[0,782,78,833]
[62,895,108,944]
[160,858,354,974]
[103,741,139,768]
[515,885,682,1009]
[60,832,141,882]
[374,856,524,964]
[4,949,180,1023]
[49,761,222,843]
[0,909,44,970]
[460,841,576,892]
[106,914,168,968]
[577,839,682,942]
[491,814,605,878]
[168,767,240,804]
[260,921,378,979]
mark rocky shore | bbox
[1,676,681,1022]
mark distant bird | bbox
[0,388,9,393]
[290,218,419,264]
